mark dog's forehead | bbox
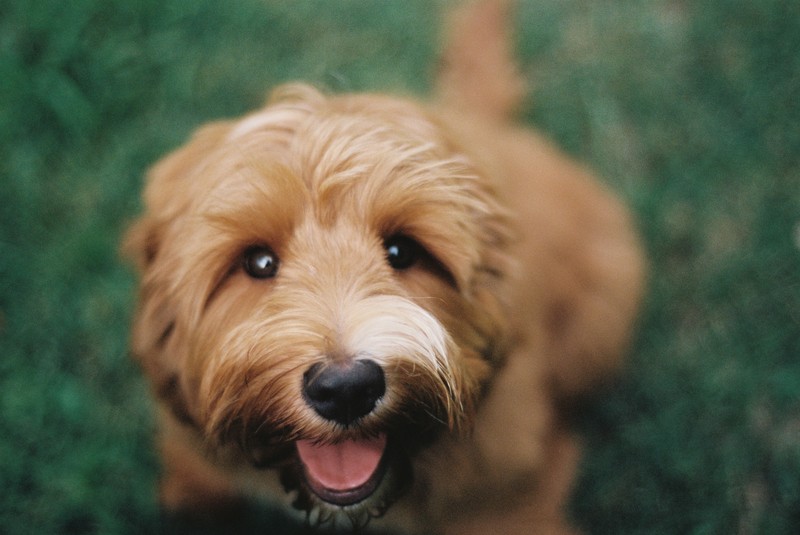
[226,99,456,193]
[205,96,485,234]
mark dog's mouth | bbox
[295,433,388,506]
[276,431,413,528]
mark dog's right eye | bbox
[243,246,279,279]
[384,235,421,270]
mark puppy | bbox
[124,1,645,533]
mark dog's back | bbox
[435,0,645,397]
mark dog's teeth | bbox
[306,505,321,526]
[368,505,384,518]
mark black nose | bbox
[302,360,386,425]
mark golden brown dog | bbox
[124,1,645,533]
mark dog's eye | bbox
[384,235,421,270]
[243,246,279,279]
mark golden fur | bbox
[124,1,645,533]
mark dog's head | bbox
[126,84,513,525]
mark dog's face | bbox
[127,84,513,524]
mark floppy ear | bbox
[121,214,161,272]
[122,121,234,271]
[122,120,233,424]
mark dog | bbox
[124,1,645,533]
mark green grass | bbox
[1,0,798,533]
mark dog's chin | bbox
[278,434,412,529]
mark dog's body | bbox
[125,1,645,533]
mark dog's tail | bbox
[436,0,526,121]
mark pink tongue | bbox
[296,434,387,491]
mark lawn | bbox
[1,0,798,533]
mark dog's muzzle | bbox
[296,360,389,506]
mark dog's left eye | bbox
[384,235,421,270]
[243,246,279,279]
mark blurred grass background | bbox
[1,0,798,533]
